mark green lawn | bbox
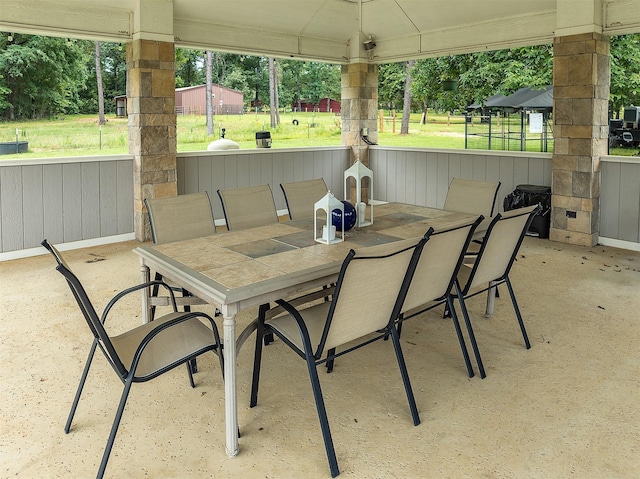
[0,112,636,159]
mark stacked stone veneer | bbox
[551,33,610,246]
[341,63,378,203]
[127,39,177,241]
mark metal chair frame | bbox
[450,205,540,378]
[42,239,223,479]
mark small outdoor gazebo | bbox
[466,86,554,152]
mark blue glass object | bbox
[331,201,357,231]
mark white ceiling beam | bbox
[0,0,131,42]
[555,0,603,36]
[132,0,173,42]
[371,11,556,64]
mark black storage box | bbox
[503,184,551,238]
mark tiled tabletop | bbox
[142,203,477,296]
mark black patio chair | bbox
[450,204,541,378]
[42,239,223,479]
[249,235,430,477]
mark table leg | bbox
[140,262,151,324]
[223,309,239,456]
[485,280,496,318]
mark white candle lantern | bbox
[314,191,344,244]
[344,160,373,227]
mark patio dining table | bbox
[133,202,486,458]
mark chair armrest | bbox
[101,280,178,324]
[235,286,335,354]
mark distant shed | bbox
[295,98,341,113]
[175,84,244,115]
[114,95,127,117]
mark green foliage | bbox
[610,34,640,116]
[2,32,639,125]
[301,62,341,107]
[407,46,555,115]
[0,33,90,120]
[77,40,122,115]
[378,63,406,110]
[175,49,205,88]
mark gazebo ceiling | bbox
[1,0,640,64]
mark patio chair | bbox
[217,184,279,231]
[280,178,334,339]
[450,204,540,378]
[441,177,501,314]
[443,178,501,219]
[41,239,223,479]
[396,215,484,378]
[217,184,294,348]
[145,192,217,322]
[280,178,329,219]
[249,235,429,478]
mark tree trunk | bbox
[269,58,279,128]
[275,62,281,125]
[400,60,415,135]
[95,42,105,125]
[206,51,214,136]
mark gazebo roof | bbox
[490,86,554,109]
[2,0,639,64]
[469,86,554,110]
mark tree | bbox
[280,60,304,111]
[0,33,89,120]
[610,34,640,116]
[79,41,125,114]
[95,42,106,125]
[302,62,340,110]
[206,51,214,135]
[269,57,280,127]
[378,63,406,112]
[175,49,205,88]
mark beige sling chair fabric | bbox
[280,178,329,220]
[144,192,217,320]
[217,184,279,231]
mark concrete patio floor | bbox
[1,237,639,478]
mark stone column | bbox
[550,32,610,246]
[341,63,378,203]
[127,39,176,241]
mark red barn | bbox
[294,98,341,113]
[175,84,244,115]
